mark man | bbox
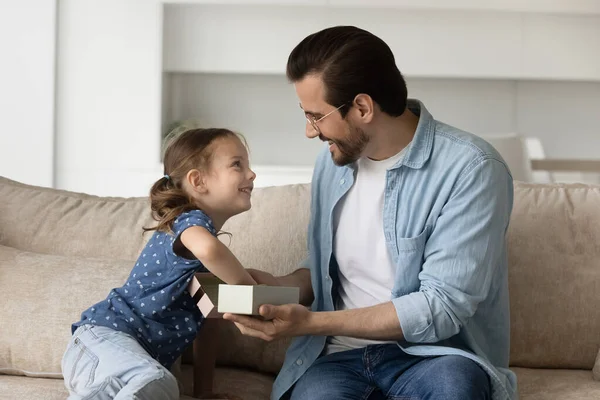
[223,26,517,400]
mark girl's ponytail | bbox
[143,174,195,234]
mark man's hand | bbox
[246,268,281,286]
[223,304,311,342]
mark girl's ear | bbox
[186,169,208,194]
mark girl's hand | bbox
[246,268,280,286]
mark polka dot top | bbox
[72,210,217,369]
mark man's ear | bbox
[186,169,207,194]
[353,94,374,124]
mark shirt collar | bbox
[396,98,434,170]
[341,98,434,174]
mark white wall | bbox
[55,0,164,197]
[164,73,317,166]
[0,0,56,187]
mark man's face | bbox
[295,75,369,166]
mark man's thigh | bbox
[378,353,491,400]
[289,348,382,400]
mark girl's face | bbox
[197,136,256,223]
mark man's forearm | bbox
[223,293,405,343]
[278,268,313,306]
[306,301,405,341]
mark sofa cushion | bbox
[179,365,274,400]
[220,183,311,279]
[0,374,202,400]
[0,375,70,400]
[215,320,292,375]
[512,367,600,399]
[0,243,288,378]
[508,183,600,369]
[0,245,133,377]
[2,366,598,400]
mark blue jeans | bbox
[289,344,490,400]
[61,325,179,400]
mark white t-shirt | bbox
[326,147,407,355]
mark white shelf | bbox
[328,0,600,15]
[162,0,600,16]
[163,4,600,81]
[522,14,600,81]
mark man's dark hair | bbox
[287,26,408,117]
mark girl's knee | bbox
[146,370,179,400]
[123,368,179,400]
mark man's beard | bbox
[324,123,369,166]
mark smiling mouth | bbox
[239,187,253,195]
[320,135,335,147]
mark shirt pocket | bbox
[391,226,430,297]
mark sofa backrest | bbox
[1,176,599,377]
[507,182,600,369]
[0,176,153,260]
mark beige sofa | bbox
[1,175,599,400]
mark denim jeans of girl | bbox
[61,325,179,400]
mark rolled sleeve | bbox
[394,157,513,343]
[393,291,436,342]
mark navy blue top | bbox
[73,210,216,369]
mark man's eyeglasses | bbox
[300,103,347,135]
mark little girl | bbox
[62,128,257,399]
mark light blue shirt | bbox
[272,99,517,400]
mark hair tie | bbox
[163,174,171,181]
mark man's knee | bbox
[428,356,490,400]
[388,355,490,400]
[289,368,341,400]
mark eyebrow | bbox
[299,103,322,118]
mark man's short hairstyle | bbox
[287,26,408,117]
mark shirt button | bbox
[296,358,303,366]
[340,179,345,185]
